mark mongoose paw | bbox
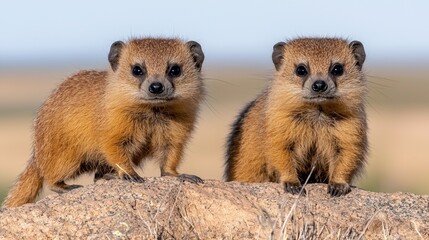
[284,182,306,195]
[122,174,145,183]
[178,174,204,184]
[50,184,83,194]
[327,182,351,197]
[95,173,120,182]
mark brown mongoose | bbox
[2,38,205,208]
[225,38,367,197]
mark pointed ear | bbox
[186,41,204,72]
[272,42,286,71]
[349,41,366,70]
[108,41,125,71]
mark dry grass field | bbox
[1,65,428,203]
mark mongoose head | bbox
[272,38,366,105]
[107,38,204,105]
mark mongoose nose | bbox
[312,80,328,93]
[148,82,165,94]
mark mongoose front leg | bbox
[328,121,367,197]
[329,142,365,197]
[102,144,144,183]
[329,151,362,197]
[266,143,305,195]
[328,157,352,197]
[160,142,203,184]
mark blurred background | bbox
[1,0,428,203]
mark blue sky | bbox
[1,0,428,66]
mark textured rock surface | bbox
[0,178,428,239]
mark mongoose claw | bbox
[122,174,145,183]
[178,174,204,184]
[284,182,306,195]
[327,182,351,197]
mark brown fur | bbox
[3,38,205,208]
[225,38,368,196]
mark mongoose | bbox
[225,38,367,197]
[3,38,205,208]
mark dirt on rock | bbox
[0,177,428,239]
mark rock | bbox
[0,178,428,239]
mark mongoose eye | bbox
[132,65,145,77]
[295,65,308,77]
[331,64,344,76]
[168,65,181,77]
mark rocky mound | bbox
[1,178,428,239]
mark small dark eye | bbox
[295,65,308,77]
[168,65,181,77]
[132,65,145,76]
[331,64,344,76]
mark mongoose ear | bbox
[108,41,125,72]
[186,41,204,72]
[349,41,366,70]
[272,42,286,71]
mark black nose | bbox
[148,82,165,94]
[312,80,328,93]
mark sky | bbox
[1,0,429,67]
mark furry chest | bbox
[123,112,176,164]
[289,138,332,183]
[287,116,341,183]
